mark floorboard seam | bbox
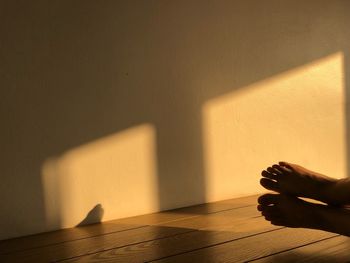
[244,234,341,262]
[145,227,285,263]
[0,225,149,256]
[50,212,270,262]
[53,206,262,263]
[0,203,257,255]
[53,229,200,263]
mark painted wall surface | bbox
[203,53,346,201]
[1,0,350,240]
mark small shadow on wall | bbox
[76,204,104,227]
[0,0,350,239]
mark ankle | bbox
[318,206,350,236]
[321,178,342,205]
[327,178,350,205]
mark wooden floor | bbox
[1,194,350,262]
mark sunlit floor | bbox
[1,194,349,262]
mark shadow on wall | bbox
[202,52,347,201]
[76,204,104,227]
[1,0,350,239]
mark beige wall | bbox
[1,0,350,240]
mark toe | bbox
[260,178,280,192]
[262,205,279,214]
[258,204,277,213]
[267,167,278,174]
[264,214,274,221]
[261,170,277,180]
[279,161,294,170]
[272,164,284,174]
[261,206,280,217]
[270,219,285,226]
[263,214,281,222]
[258,193,280,205]
[279,165,293,173]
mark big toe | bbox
[279,161,294,170]
[260,178,280,192]
[258,193,281,206]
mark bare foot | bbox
[260,161,348,205]
[257,193,321,229]
[258,193,350,236]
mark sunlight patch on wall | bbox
[202,52,345,202]
[42,124,158,229]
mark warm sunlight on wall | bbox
[203,52,346,201]
[42,124,158,229]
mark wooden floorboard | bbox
[150,228,336,263]
[60,208,279,262]
[0,194,346,263]
[0,194,258,255]
[0,195,259,262]
[251,235,350,262]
